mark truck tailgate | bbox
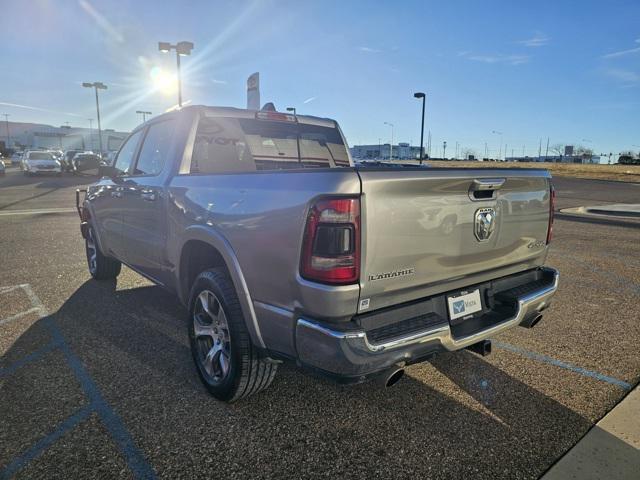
[357,168,552,311]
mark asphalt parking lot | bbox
[1,168,639,479]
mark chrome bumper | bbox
[295,267,559,378]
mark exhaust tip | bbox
[530,314,543,328]
[385,369,405,387]
[521,314,544,329]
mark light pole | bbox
[492,130,503,160]
[286,107,296,116]
[82,82,107,156]
[2,114,9,149]
[384,122,394,160]
[88,119,93,151]
[413,92,425,164]
[443,141,447,159]
[136,110,152,122]
[158,41,194,108]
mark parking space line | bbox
[0,307,40,326]
[0,341,60,377]
[495,341,632,390]
[0,405,94,480]
[0,285,157,480]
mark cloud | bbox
[518,32,550,47]
[602,46,640,59]
[302,96,316,104]
[0,101,84,118]
[211,78,227,85]
[604,68,640,85]
[358,46,381,53]
[465,53,530,65]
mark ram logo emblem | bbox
[474,207,496,241]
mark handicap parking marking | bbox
[0,284,157,480]
[0,307,40,327]
[494,341,631,390]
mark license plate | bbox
[447,289,482,320]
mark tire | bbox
[85,225,121,280]
[188,268,277,402]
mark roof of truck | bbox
[153,105,339,129]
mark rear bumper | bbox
[295,267,559,379]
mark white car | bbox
[21,151,62,176]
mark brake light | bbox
[301,197,360,284]
[255,111,296,122]
[546,184,556,244]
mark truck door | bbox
[90,129,144,259]
[119,118,175,283]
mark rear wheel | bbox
[85,225,121,280]
[189,269,277,402]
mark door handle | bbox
[141,191,157,202]
[471,178,505,191]
[110,191,122,198]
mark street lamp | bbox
[82,82,107,156]
[286,107,296,116]
[413,92,425,163]
[88,118,93,151]
[136,110,152,122]
[158,41,194,107]
[443,141,447,159]
[384,122,394,160]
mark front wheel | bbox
[188,268,277,402]
[85,226,121,280]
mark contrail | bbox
[0,102,84,118]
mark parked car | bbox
[11,152,23,166]
[72,153,102,175]
[77,105,558,402]
[61,150,85,172]
[21,150,62,176]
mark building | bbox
[350,142,423,160]
[504,155,601,164]
[3,121,129,153]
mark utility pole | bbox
[484,142,488,159]
[504,143,508,161]
[427,130,431,158]
[538,138,542,160]
[522,144,525,157]
[82,82,107,156]
[2,114,9,149]
[443,141,447,159]
[88,119,93,151]
[413,92,426,163]
[545,137,550,162]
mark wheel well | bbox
[180,240,230,301]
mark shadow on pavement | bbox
[1,279,592,479]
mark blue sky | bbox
[1,0,639,157]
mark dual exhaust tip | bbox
[381,313,544,387]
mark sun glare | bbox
[149,66,178,95]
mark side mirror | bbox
[98,164,117,178]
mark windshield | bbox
[28,152,53,160]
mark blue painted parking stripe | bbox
[494,341,632,390]
[0,340,60,377]
[44,317,157,480]
[0,405,94,480]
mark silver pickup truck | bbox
[77,105,558,402]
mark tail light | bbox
[546,184,556,244]
[301,197,360,284]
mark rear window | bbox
[190,116,350,174]
[28,152,52,160]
